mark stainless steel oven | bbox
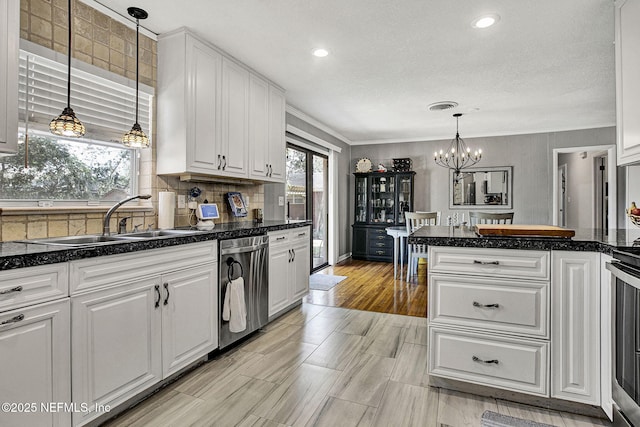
[607,249,640,427]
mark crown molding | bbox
[285,105,352,146]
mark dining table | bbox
[385,226,409,279]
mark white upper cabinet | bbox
[157,29,285,181]
[0,0,19,156]
[221,57,249,178]
[616,0,640,165]
[248,75,286,183]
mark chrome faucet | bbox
[103,194,152,236]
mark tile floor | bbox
[104,303,611,427]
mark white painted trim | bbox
[81,0,158,40]
[286,105,351,145]
[338,252,352,263]
[285,135,329,156]
[552,144,616,229]
[286,125,343,153]
[328,151,339,265]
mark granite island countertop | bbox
[408,225,640,253]
[0,220,311,271]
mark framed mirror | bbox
[450,166,513,209]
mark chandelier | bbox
[434,113,481,180]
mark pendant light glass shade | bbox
[50,0,85,138]
[434,113,482,180]
[122,7,149,148]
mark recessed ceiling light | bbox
[312,48,329,57]
[428,101,459,111]
[472,14,500,29]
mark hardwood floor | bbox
[305,258,428,318]
[103,303,610,427]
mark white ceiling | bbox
[96,0,615,144]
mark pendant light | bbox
[434,113,482,181]
[122,7,149,148]
[49,0,85,137]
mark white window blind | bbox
[18,50,152,143]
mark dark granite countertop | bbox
[408,226,640,254]
[0,220,311,271]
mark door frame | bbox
[286,142,330,272]
[552,145,616,229]
[557,164,567,227]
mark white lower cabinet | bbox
[429,247,602,407]
[551,251,600,405]
[0,299,71,427]
[70,243,218,426]
[268,227,311,317]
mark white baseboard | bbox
[337,252,352,263]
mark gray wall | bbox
[558,151,597,229]
[351,127,616,227]
[264,112,352,258]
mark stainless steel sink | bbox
[23,235,135,246]
[118,229,204,239]
[22,229,206,247]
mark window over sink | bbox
[0,44,153,206]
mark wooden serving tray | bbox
[475,224,576,238]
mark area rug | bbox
[309,274,347,291]
[481,411,555,427]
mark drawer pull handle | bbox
[298,232,307,237]
[472,356,499,365]
[276,236,286,241]
[473,260,500,265]
[1,314,25,326]
[377,236,386,240]
[473,301,500,309]
[377,243,385,247]
[376,250,385,255]
[0,286,23,295]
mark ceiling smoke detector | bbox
[428,101,459,112]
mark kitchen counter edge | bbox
[0,221,312,271]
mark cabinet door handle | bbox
[163,283,170,306]
[288,249,292,262]
[473,260,500,265]
[0,286,23,295]
[222,155,227,170]
[269,165,273,176]
[1,314,24,326]
[292,249,295,261]
[266,164,270,176]
[472,356,499,365]
[473,301,500,309]
[155,285,161,308]
[217,155,222,170]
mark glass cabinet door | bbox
[355,175,368,223]
[397,174,413,224]
[370,174,396,225]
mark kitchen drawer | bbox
[429,274,549,338]
[429,326,548,396]
[368,246,392,258]
[369,239,393,249]
[0,263,68,313]
[70,241,217,294]
[268,229,290,247]
[429,247,549,280]
[290,226,311,243]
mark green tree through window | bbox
[0,133,133,201]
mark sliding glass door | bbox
[286,144,329,271]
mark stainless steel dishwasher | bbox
[218,235,269,348]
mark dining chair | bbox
[406,211,440,282]
[469,212,514,225]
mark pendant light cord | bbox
[135,18,139,125]
[66,0,72,109]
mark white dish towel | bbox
[222,277,247,333]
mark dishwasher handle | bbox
[221,242,268,256]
